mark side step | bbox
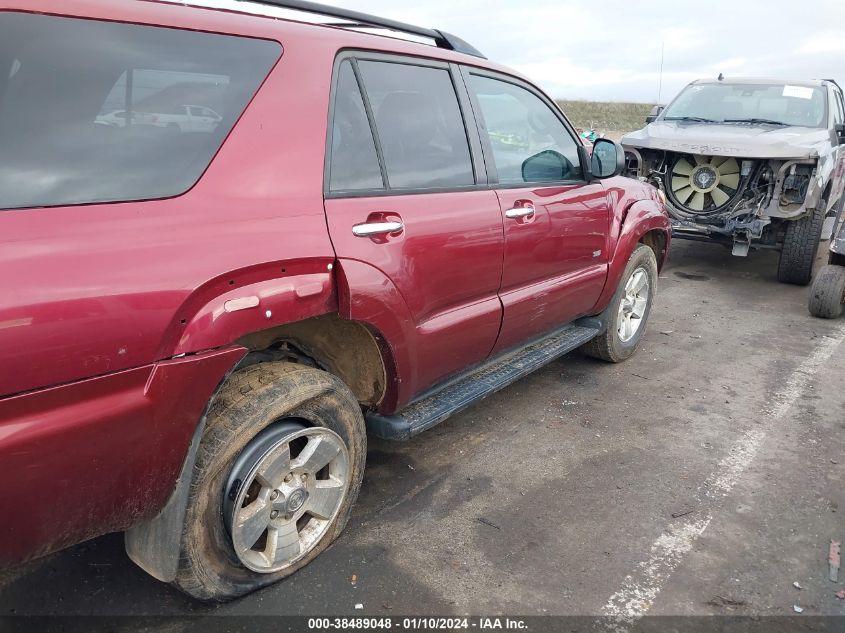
[365,322,601,440]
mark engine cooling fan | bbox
[667,154,741,214]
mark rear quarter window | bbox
[0,12,281,210]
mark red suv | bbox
[0,0,670,601]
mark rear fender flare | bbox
[164,259,337,358]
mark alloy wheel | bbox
[224,422,350,573]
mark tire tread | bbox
[778,206,825,285]
[808,264,845,319]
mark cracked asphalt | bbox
[1,239,843,625]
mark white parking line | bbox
[601,325,845,627]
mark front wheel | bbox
[172,362,366,601]
[808,264,845,319]
[581,244,658,363]
[778,205,826,285]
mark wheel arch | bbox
[639,228,669,272]
[234,313,389,408]
[126,312,393,582]
[594,199,670,314]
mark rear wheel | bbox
[172,362,366,601]
[581,244,657,363]
[778,205,826,285]
[808,264,845,319]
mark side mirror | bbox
[836,123,845,144]
[645,105,664,124]
[521,149,575,182]
[590,138,625,179]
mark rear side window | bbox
[328,61,384,192]
[0,12,281,210]
[469,74,583,184]
[357,60,474,190]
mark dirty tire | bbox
[808,264,845,319]
[778,205,826,285]
[172,362,366,601]
[581,244,658,363]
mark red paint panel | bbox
[0,346,245,565]
[492,183,610,353]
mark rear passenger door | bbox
[324,55,504,399]
[462,69,611,354]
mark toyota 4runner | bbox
[0,0,670,600]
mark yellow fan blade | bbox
[720,173,740,189]
[720,158,740,175]
[711,187,730,206]
[672,176,691,192]
[689,192,705,210]
[711,156,730,168]
[673,159,694,175]
[675,186,694,203]
[694,154,708,166]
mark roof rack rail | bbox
[233,0,486,58]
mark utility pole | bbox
[657,41,665,105]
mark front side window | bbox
[469,74,583,184]
[662,83,827,128]
[357,60,474,190]
[0,12,281,210]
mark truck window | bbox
[357,60,475,190]
[328,60,384,192]
[469,74,583,184]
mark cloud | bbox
[178,0,845,102]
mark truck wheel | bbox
[808,264,845,319]
[581,244,657,363]
[172,362,366,601]
[777,205,826,285]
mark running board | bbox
[365,322,601,441]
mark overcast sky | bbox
[195,0,845,103]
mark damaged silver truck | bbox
[623,78,845,284]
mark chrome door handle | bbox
[505,206,535,218]
[352,221,404,237]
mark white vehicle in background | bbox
[96,110,157,127]
[150,104,222,133]
[96,105,222,133]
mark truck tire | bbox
[172,362,366,601]
[808,264,845,319]
[777,205,826,285]
[581,244,657,363]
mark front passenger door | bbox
[464,70,611,354]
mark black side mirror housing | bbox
[645,105,664,124]
[589,138,625,179]
[836,123,845,144]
